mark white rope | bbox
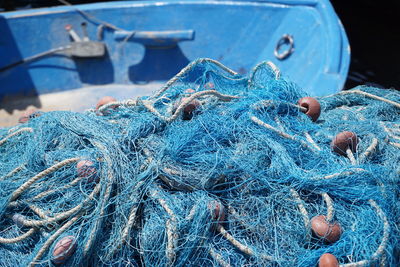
[359,138,378,163]
[321,193,334,222]
[339,90,400,109]
[29,204,51,220]
[0,127,33,146]
[388,142,400,149]
[0,228,36,244]
[313,168,367,180]
[0,164,26,181]
[8,175,88,208]
[20,183,100,227]
[31,175,87,201]
[248,61,281,85]
[83,142,115,257]
[150,188,178,266]
[251,116,317,152]
[143,90,239,122]
[10,158,80,202]
[251,99,307,113]
[108,182,145,258]
[185,205,197,221]
[251,116,297,141]
[97,98,139,114]
[305,132,321,151]
[290,189,310,230]
[340,200,389,267]
[28,214,81,267]
[227,206,257,233]
[217,225,274,261]
[346,148,357,165]
[151,58,238,100]
[209,247,231,267]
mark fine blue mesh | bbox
[0,59,399,266]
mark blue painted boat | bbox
[0,0,349,125]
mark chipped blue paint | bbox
[0,0,349,104]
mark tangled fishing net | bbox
[0,58,399,266]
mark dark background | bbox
[1,0,400,90]
[331,0,400,90]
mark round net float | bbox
[76,160,98,183]
[318,253,339,267]
[185,88,195,94]
[208,200,226,224]
[51,235,77,265]
[331,131,358,156]
[96,96,117,110]
[182,99,201,120]
[11,213,26,228]
[204,82,215,90]
[18,108,42,123]
[173,97,201,120]
[64,24,72,31]
[311,215,342,243]
[297,97,321,122]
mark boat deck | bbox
[0,83,161,127]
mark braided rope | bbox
[20,183,101,227]
[10,157,80,202]
[142,90,239,122]
[368,200,390,261]
[8,175,86,207]
[339,90,400,109]
[340,200,389,267]
[304,132,321,151]
[105,204,139,260]
[150,188,178,265]
[0,164,26,182]
[28,214,81,267]
[0,228,36,244]
[209,246,231,267]
[185,205,197,221]
[107,181,146,258]
[359,137,378,163]
[83,142,115,257]
[227,206,258,233]
[121,205,139,244]
[252,99,307,113]
[31,175,87,201]
[321,193,334,222]
[97,98,139,114]
[217,224,274,261]
[29,204,50,220]
[151,58,238,100]
[251,116,317,152]
[0,127,33,146]
[381,122,400,139]
[312,168,367,180]
[389,142,400,148]
[166,219,178,266]
[346,148,357,165]
[248,61,281,85]
[290,189,310,231]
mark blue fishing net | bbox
[0,58,399,266]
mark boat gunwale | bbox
[2,0,320,19]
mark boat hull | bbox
[0,0,349,110]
